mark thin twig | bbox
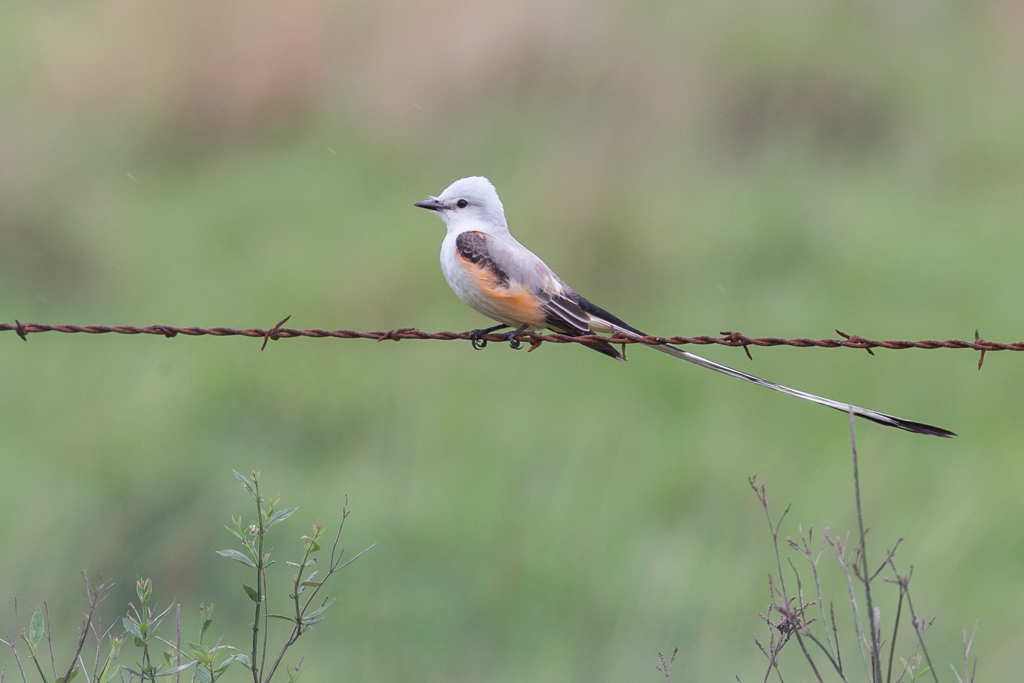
[831,530,871,680]
[655,648,677,679]
[870,539,903,582]
[75,654,89,683]
[61,572,114,683]
[751,476,792,604]
[43,603,56,679]
[955,621,978,683]
[831,601,843,674]
[795,523,841,667]
[849,410,882,682]
[175,604,181,683]
[787,566,824,683]
[886,577,905,683]
[896,567,939,683]
[250,478,265,683]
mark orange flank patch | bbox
[457,255,546,327]
[488,287,546,327]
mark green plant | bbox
[217,470,373,683]
[1,471,371,683]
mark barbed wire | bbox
[2,318,1018,368]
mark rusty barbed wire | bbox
[1,319,1019,367]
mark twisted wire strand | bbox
[1,320,1017,367]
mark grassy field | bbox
[1,1,1022,680]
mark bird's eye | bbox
[456,199,469,208]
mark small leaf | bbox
[123,617,143,640]
[185,641,204,655]
[216,549,256,568]
[233,470,255,495]
[136,577,152,605]
[266,507,297,528]
[243,584,259,602]
[160,661,198,676]
[307,540,322,552]
[28,607,44,648]
[233,653,252,668]
[300,580,322,588]
[151,604,173,628]
[195,667,213,683]
[303,598,336,621]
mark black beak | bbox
[414,198,442,211]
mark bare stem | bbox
[251,474,265,683]
[886,579,904,683]
[175,604,181,683]
[60,573,113,683]
[849,410,881,681]
[900,577,939,683]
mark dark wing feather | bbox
[455,231,509,285]
[538,289,625,360]
[575,296,646,336]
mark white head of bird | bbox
[414,176,509,236]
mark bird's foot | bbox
[469,324,508,350]
[504,325,530,350]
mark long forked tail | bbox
[604,322,955,437]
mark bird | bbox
[414,176,954,438]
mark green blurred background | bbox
[1,1,1021,680]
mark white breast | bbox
[439,233,504,323]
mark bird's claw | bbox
[468,324,526,351]
[469,324,510,350]
[469,329,489,350]
[504,325,529,350]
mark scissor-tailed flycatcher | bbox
[415,176,954,437]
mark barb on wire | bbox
[1,321,1021,365]
[261,315,292,351]
[836,329,875,356]
[721,331,755,361]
